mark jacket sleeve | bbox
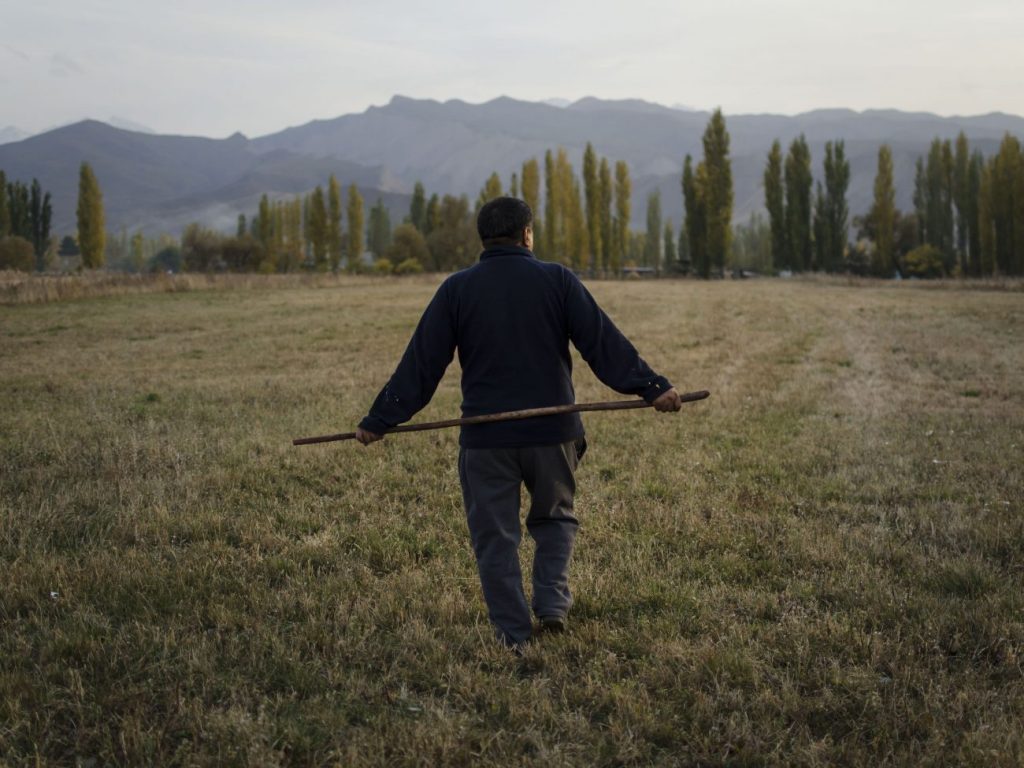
[564,270,673,403]
[359,280,457,433]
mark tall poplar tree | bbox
[521,158,540,248]
[478,172,503,207]
[308,186,328,271]
[425,193,440,237]
[682,154,707,277]
[257,194,273,252]
[663,220,677,271]
[967,151,984,274]
[977,159,996,274]
[583,142,601,272]
[871,144,896,276]
[922,138,955,269]
[29,178,52,269]
[822,140,850,271]
[612,160,631,275]
[368,198,392,258]
[812,182,828,272]
[409,181,427,232]
[328,175,343,271]
[598,158,613,273]
[346,184,364,272]
[953,132,971,270]
[784,135,812,271]
[543,150,556,259]
[645,190,661,271]
[77,162,105,269]
[0,171,9,237]
[702,109,733,274]
[764,140,785,271]
[990,133,1023,275]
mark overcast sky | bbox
[2,0,1022,138]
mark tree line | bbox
[762,131,1024,277]
[3,119,1023,279]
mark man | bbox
[356,196,682,650]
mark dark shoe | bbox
[537,615,566,634]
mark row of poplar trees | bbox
[764,130,1024,277]
[0,163,104,271]
[474,146,636,275]
[236,176,365,272]
[763,137,850,273]
[907,132,1024,277]
[0,172,54,271]
[472,110,735,278]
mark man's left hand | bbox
[355,427,383,445]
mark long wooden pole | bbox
[292,389,710,446]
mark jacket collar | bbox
[479,245,535,261]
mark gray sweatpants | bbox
[458,439,584,645]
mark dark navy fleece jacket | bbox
[359,245,673,448]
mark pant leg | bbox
[521,440,581,620]
[458,446,532,645]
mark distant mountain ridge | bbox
[1,96,1022,237]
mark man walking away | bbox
[356,197,683,650]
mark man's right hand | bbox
[355,427,383,445]
[652,388,683,413]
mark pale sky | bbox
[2,0,1022,138]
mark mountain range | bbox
[1,96,1023,239]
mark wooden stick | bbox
[292,390,710,445]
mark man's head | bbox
[477,196,533,249]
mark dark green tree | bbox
[682,154,707,277]
[871,144,897,276]
[257,194,273,252]
[821,140,850,272]
[990,133,1023,275]
[368,198,392,258]
[29,178,52,269]
[663,220,677,271]
[764,140,785,271]
[409,181,427,232]
[784,135,812,271]
[424,193,440,237]
[702,109,733,274]
[308,186,328,271]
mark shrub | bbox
[0,236,35,272]
[373,258,394,274]
[902,244,944,279]
[394,258,423,275]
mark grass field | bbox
[1,275,1022,766]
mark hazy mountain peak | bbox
[0,126,30,145]
[568,96,678,114]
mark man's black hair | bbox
[477,196,533,245]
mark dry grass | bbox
[1,277,1021,766]
[0,270,414,305]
